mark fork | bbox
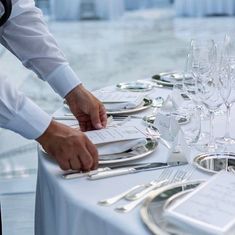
[125,168,173,201]
[98,168,172,206]
[98,184,146,206]
[114,166,193,213]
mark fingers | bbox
[100,105,107,128]
[69,157,81,171]
[86,140,99,170]
[90,104,103,130]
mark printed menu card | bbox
[85,126,146,145]
[165,171,235,235]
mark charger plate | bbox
[193,152,235,174]
[40,138,158,165]
[64,98,153,115]
[116,81,153,92]
[140,180,204,235]
[99,138,158,164]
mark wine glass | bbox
[195,45,229,151]
[217,56,235,144]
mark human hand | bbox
[36,120,98,171]
[65,84,107,131]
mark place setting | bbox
[41,35,235,235]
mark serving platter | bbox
[140,180,204,235]
[116,81,153,92]
[193,152,235,174]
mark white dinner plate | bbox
[140,180,204,235]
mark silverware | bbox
[88,161,187,180]
[146,126,171,149]
[114,167,192,213]
[98,168,173,206]
[63,162,159,179]
[98,185,145,206]
[114,180,167,213]
[125,168,173,200]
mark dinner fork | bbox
[114,166,193,213]
[125,168,173,201]
[98,168,172,206]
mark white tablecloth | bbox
[35,83,221,235]
[49,0,125,20]
[175,0,235,17]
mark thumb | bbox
[90,107,103,129]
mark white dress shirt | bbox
[0,0,81,139]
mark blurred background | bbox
[1,0,235,234]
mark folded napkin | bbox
[97,138,147,156]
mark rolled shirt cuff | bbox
[46,64,82,98]
[5,97,52,139]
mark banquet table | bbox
[35,81,230,235]
[49,0,125,20]
[174,0,235,17]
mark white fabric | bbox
[35,82,214,235]
[174,0,235,17]
[0,0,81,139]
[97,138,147,155]
[50,0,125,20]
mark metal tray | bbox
[116,81,153,92]
[140,180,204,235]
[106,98,153,115]
[99,138,158,164]
[193,152,235,174]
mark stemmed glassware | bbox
[217,56,235,144]
[193,40,230,151]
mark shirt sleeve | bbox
[0,77,52,139]
[0,0,81,98]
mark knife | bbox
[62,162,155,179]
[88,161,188,180]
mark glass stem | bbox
[224,104,231,139]
[209,111,215,147]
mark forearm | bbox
[0,78,51,139]
[0,0,81,98]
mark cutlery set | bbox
[62,161,187,180]
[98,165,194,213]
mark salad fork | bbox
[125,168,173,201]
[115,166,193,213]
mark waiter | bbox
[0,0,107,233]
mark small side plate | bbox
[116,81,153,92]
[193,152,235,174]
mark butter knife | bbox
[88,162,187,180]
